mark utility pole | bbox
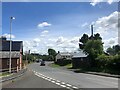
[9,16,15,73]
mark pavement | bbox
[1,68,27,83]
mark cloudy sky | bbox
[2,1,119,54]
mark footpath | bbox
[0,68,27,83]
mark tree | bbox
[94,33,102,40]
[84,40,104,67]
[113,45,120,54]
[79,34,89,49]
[106,47,115,55]
[48,48,57,61]
[106,45,120,55]
[79,33,102,50]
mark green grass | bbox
[0,72,11,77]
[50,63,72,69]
[50,63,61,68]
[64,64,72,68]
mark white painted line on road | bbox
[34,71,79,90]
[56,80,60,82]
[60,85,67,88]
[55,82,61,85]
[66,84,72,87]
[72,86,78,89]
[47,79,52,81]
[52,78,55,81]
[61,82,66,84]
[51,81,56,83]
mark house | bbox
[0,36,23,72]
[55,52,73,62]
[55,52,73,66]
[55,50,89,68]
[72,50,89,68]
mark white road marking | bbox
[66,84,72,87]
[56,80,60,82]
[61,82,66,84]
[60,85,67,88]
[34,71,79,90]
[55,82,61,85]
[72,86,78,89]
[51,81,55,83]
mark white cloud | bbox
[93,11,119,36]
[41,30,49,34]
[103,37,118,50]
[38,22,51,28]
[91,11,119,50]
[56,36,67,44]
[55,36,80,52]
[90,0,117,6]
[90,0,103,6]
[81,22,89,27]
[23,35,81,54]
[2,33,15,39]
[40,30,49,37]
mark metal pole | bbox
[9,17,12,73]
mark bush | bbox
[95,54,113,69]
[107,55,120,70]
[55,59,72,66]
[95,54,120,74]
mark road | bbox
[2,62,119,90]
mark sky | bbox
[2,1,119,54]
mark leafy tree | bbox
[79,34,89,44]
[79,34,89,49]
[84,40,104,67]
[106,47,115,55]
[94,33,102,40]
[79,33,102,50]
[107,45,120,55]
[113,45,120,54]
[48,48,57,61]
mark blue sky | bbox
[2,2,119,54]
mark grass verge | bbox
[50,63,72,69]
[0,72,11,77]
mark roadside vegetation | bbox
[0,72,12,77]
[78,33,120,75]
[50,63,72,69]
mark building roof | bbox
[0,51,20,58]
[72,50,87,58]
[0,40,23,51]
[59,52,72,56]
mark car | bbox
[40,60,45,66]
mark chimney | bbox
[58,51,60,53]
[91,25,94,37]
[0,36,7,41]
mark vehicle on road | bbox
[40,60,45,66]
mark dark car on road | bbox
[40,60,45,66]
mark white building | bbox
[55,52,73,62]
[55,50,88,62]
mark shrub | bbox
[55,59,72,66]
[95,54,113,69]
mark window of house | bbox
[7,59,9,66]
